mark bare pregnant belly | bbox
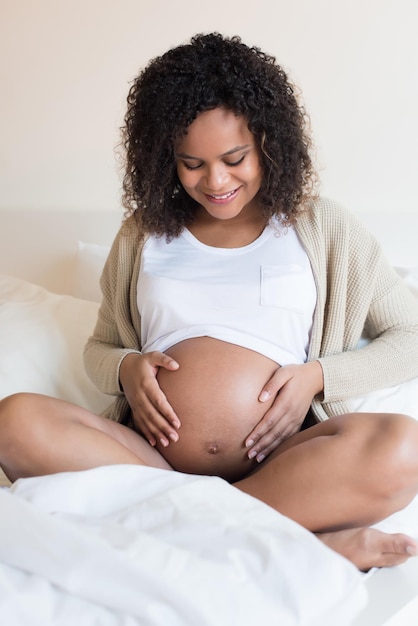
[156,337,278,482]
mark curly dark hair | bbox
[121,33,317,238]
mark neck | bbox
[188,209,268,248]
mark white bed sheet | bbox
[0,465,367,625]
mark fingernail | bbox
[406,545,417,556]
[256,454,265,463]
[169,360,179,369]
[169,432,179,442]
[248,450,257,460]
[246,439,255,448]
[160,438,169,447]
[259,391,270,402]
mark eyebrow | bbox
[176,144,251,160]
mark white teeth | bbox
[210,190,236,200]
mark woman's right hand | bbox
[119,351,181,448]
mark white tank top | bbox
[137,218,316,365]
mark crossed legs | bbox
[235,412,418,569]
[0,392,417,570]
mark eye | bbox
[182,161,203,171]
[224,155,246,167]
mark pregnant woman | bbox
[1,33,418,571]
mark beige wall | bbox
[1,0,417,213]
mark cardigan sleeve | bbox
[83,218,143,397]
[312,204,418,403]
[318,263,418,402]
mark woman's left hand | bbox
[245,361,324,463]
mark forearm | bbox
[318,259,418,403]
[319,327,418,403]
[83,219,144,396]
[83,300,141,397]
[84,336,141,396]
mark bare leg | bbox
[1,395,417,569]
[235,412,418,569]
[0,393,172,482]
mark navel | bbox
[207,442,220,455]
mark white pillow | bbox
[0,274,110,415]
[68,241,110,302]
[395,265,418,297]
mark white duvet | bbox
[0,465,367,625]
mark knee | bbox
[0,391,36,416]
[0,394,36,480]
[357,413,418,496]
[0,392,41,447]
[377,412,418,459]
[385,412,418,474]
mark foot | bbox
[317,527,417,571]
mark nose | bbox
[204,164,229,191]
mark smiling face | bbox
[175,108,263,224]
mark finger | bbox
[245,408,283,448]
[247,429,285,462]
[246,411,302,460]
[134,404,179,448]
[148,351,179,371]
[140,397,180,442]
[258,367,286,402]
[251,424,299,461]
[153,393,181,430]
[141,377,181,429]
[131,413,157,447]
[131,392,181,447]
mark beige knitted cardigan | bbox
[84,197,418,423]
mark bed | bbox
[0,205,417,625]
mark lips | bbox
[203,187,241,204]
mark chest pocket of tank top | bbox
[260,265,309,313]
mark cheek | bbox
[241,157,262,185]
[246,166,263,191]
